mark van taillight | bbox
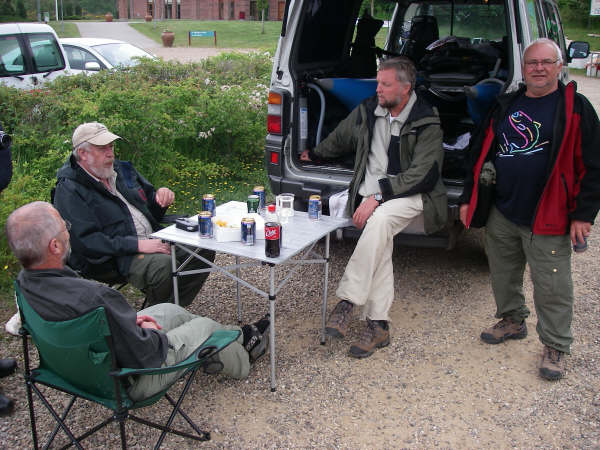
[270,151,279,164]
[267,91,283,135]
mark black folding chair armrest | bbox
[112,329,241,378]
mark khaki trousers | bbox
[127,303,249,401]
[336,194,423,321]
[485,206,574,353]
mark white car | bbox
[1,23,70,89]
[60,38,156,73]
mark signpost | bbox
[591,0,600,15]
[188,31,217,47]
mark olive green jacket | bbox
[310,94,447,234]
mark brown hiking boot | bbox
[348,319,390,359]
[480,317,527,344]
[325,300,354,338]
[539,345,566,381]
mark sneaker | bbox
[325,300,354,338]
[242,314,270,363]
[539,345,565,381]
[348,319,390,359]
[480,318,527,344]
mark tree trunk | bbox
[261,8,265,34]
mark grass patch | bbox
[563,24,600,51]
[48,21,80,38]
[130,20,282,49]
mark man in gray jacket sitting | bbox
[6,202,269,400]
[301,57,447,358]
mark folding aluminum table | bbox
[151,202,351,391]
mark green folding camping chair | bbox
[15,281,240,449]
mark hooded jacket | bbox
[310,94,447,234]
[461,81,600,233]
[53,155,167,278]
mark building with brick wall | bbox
[118,0,285,22]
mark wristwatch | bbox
[373,193,383,205]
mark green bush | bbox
[0,52,271,292]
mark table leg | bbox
[171,243,179,306]
[236,256,242,323]
[269,264,276,392]
[321,232,331,345]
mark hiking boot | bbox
[348,319,390,359]
[539,345,566,381]
[480,318,527,344]
[325,300,354,338]
[242,314,270,363]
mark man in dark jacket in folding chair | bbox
[6,201,269,400]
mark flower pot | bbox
[105,12,113,22]
[161,31,175,48]
[145,14,152,22]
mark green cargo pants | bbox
[128,247,215,307]
[127,303,249,401]
[485,206,574,353]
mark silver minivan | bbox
[265,0,589,248]
[0,23,70,90]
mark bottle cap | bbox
[268,204,276,213]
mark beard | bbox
[90,164,115,180]
[60,237,72,265]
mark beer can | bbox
[253,186,265,212]
[247,195,260,214]
[241,217,256,246]
[308,195,322,220]
[202,194,216,217]
[198,211,213,238]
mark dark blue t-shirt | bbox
[494,90,559,226]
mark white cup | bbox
[276,193,294,224]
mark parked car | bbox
[0,23,70,90]
[60,38,156,73]
[265,0,590,248]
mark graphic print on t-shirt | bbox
[498,110,549,156]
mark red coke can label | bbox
[265,224,280,240]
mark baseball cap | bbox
[72,122,121,148]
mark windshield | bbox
[388,0,508,54]
[92,43,152,67]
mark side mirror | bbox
[84,61,101,71]
[567,41,590,62]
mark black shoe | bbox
[0,393,14,416]
[0,359,16,378]
[242,314,270,363]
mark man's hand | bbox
[300,149,312,162]
[138,239,171,254]
[352,196,379,229]
[136,314,162,330]
[155,187,175,208]
[570,220,591,246]
[459,204,469,227]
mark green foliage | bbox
[16,0,25,18]
[0,52,271,292]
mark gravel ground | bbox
[0,56,599,448]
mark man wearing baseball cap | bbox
[53,122,215,307]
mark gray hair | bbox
[72,141,92,161]
[524,38,563,64]
[379,57,417,93]
[6,201,62,269]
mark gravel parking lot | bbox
[0,59,598,447]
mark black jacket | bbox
[0,122,12,192]
[53,156,167,278]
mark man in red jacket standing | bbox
[459,38,600,380]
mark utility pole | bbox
[36,0,41,21]
[55,0,58,21]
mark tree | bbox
[257,0,268,34]
[16,0,26,17]
[0,0,16,16]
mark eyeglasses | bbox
[64,219,71,231]
[88,143,114,153]
[524,59,559,69]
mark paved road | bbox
[75,21,159,52]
